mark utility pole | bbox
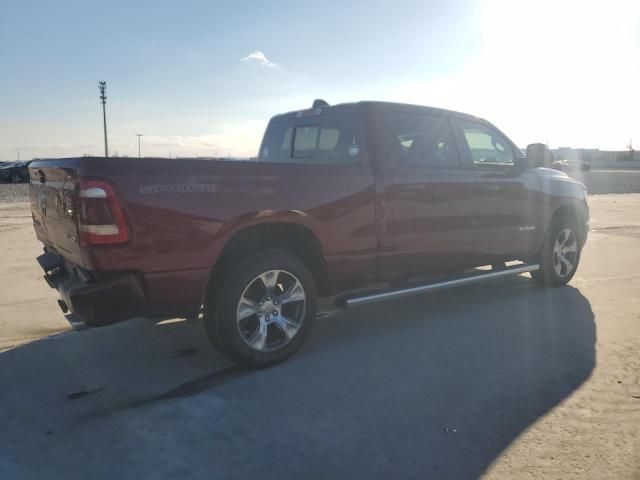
[17,148,20,161]
[136,134,143,158]
[99,81,109,157]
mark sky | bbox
[1,0,639,160]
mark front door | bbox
[453,118,541,263]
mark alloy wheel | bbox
[553,228,578,277]
[236,269,306,352]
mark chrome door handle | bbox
[482,185,500,191]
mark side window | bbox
[259,122,292,163]
[280,128,292,151]
[384,113,459,168]
[259,111,360,165]
[458,120,517,167]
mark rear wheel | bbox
[10,173,22,183]
[531,216,582,286]
[204,251,317,368]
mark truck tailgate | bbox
[29,159,84,265]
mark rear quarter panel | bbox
[77,157,377,296]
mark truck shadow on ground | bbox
[1,277,595,480]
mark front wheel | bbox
[204,251,317,369]
[531,216,582,287]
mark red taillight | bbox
[78,180,129,245]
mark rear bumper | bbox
[37,250,149,327]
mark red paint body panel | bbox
[29,102,589,322]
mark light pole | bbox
[99,81,109,157]
[136,134,143,158]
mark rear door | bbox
[380,111,477,279]
[452,118,540,261]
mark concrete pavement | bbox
[0,195,639,479]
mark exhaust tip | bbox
[57,299,69,314]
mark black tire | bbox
[203,250,317,369]
[531,215,582,287]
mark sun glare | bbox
[386,0,639,150]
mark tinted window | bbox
[293,126,318,158]
[281,128,292,151]
[384,113,459,168]
[458,120,517,167]
[258,122,292,163]
[259,111,360,165]
[318,128,340,150]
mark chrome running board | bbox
[336,263,540,308]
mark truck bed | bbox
[29,156,377,321]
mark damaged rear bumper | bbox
[37,249,149,328]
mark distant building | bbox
[551,147,638,164]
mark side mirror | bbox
[524,143,555,168]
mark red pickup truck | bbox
[29,101,589,368]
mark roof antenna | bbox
[312,99,329,108]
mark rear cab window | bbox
[259,109,361,165]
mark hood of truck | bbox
[534,167,588,200]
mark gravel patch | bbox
[0,183,30,203]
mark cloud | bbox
[240,51,278,68]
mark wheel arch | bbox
[550,203,588,246]
[206,222,330,304]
